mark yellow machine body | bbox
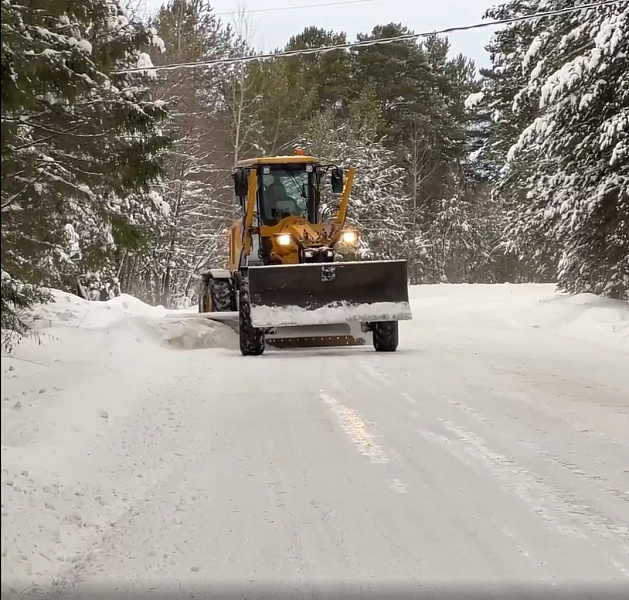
[198,151,411,355]
[226,155,355,270]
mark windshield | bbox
[261,168,310,224]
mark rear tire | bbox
[210,278,235,312]
[239,278,265,356]
[372,321,398,352]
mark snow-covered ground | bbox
[1,284,628,598]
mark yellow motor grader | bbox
[198,150,412,356]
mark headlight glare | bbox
[341,230,358,244]
[277,233,292,246]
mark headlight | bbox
[341,230,358,244]
[277,233,292,246]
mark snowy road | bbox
[2,285,629,599]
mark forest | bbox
[2,0,627,343]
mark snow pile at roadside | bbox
[409,283,629,351]
[157,314,237,350]
[512,291,629,349]
[29,290,167,330]
[24,289,237,350]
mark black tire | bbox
[372,321,399,352]
[210,278,235,312]
[239,278,265,356]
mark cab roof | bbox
[235,155,319,168]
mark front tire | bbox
[239,278,265,356]
[372,321,399,352]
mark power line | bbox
[214,0,380,17]
[119,0,626,74]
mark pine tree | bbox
[302,102,412,262]
[481,0,629,298]
[351,27,484,281]
[1,0,171,342]
[473,1,540,172]
[125,0,254,307]
[243,27,352,154]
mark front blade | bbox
[248,260,412,328]
[268,335,366,348]
[266,323,368,348]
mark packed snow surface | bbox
[1,283,628,599]
[250,300,413,327]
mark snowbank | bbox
[2,291,238,595]
[157,315,237,350]
[28,289,167,329]
[23,284,626,352]
[511,291,629,349]
[23,289,237,350]
[408,283,629,351]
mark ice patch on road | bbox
[321,393,388,464]
[388,478,409,493]
[425,419,629,563]
[251,301,412,328]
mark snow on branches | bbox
[302,110,412,262]
[477,0,629,299]
[1,0,171,307]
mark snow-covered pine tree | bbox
[471,1,540,175]
[128,0,244,307]
[1,0,170,338]
[302,104,413,261]
[422,177,485,284]
[463,71,537,285]
[241,27,353,156]
[480,0,629,299]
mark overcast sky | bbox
[143,0,499,70]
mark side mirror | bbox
[233,170,248,197]
[330,167,344,194]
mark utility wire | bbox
[214,0,380,17]
[118,0,626,74]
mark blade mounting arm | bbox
[336,165,356,227]
[243,168,258,257]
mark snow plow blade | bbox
[268,335,365,348]
[266,323,368,348]
[248,260,411,328]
